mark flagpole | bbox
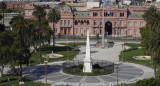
[102,2,105,48]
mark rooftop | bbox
[128,12,144,18]
[74,11,90,17]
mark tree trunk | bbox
[38,17,42,63]
[0,65,4,77]
[52,22,55,50]
[19,28,22,78]
[19,56,22,77]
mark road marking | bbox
[78,75,87,86]
[96,76,109,86]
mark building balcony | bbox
[60,25,72,28]
[92,25,100,28]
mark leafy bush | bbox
[77,64,83,70]
[104,68,113,73]
[93,69,99,74]
[136,78,160,86]
[100,69,105,74]
[93,64,101,69]
[73,68,80,73]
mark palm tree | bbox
[32,6,46,63]
[48,8,60,49]
[143,6,160,31]
[150,27,160,78]
[141,6,160,78]
[10,15,30,77]
[0,2,6,25]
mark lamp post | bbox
[44,60,48,84]
[19,81,24,86]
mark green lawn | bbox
[58,42,86,46]
[120,43,151,67]
[0,75,50,86]
[115,83,136,86]
[30,45,79,65]
[124,43,141,48]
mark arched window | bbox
[127,29,131,35]
[87,20,90,25]
[68,20,70,26]
[134,22,137,26]
[94,20,97,26]
[114,29,117,35]
[64,20,67,26]
[120,21,123,27]
[140,22,143,27]
[128,22,131,26]
[134,29,137,35]
[120,29,123,35]
[94,28,97,34]
[75,20,78,25]
[114,22,117,27]
[80,21,84,25]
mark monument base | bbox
[83,59,92,72]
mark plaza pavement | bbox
[74,42,128,62]
[3,41,154,86]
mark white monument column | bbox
[83,29,92,72]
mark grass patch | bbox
[58,42,86,46]
[0,75,49,86]
[115,83,136,86]
[30,45,79,65]
[120,43,151,67]
[124,43,141,48]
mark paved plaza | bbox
[21,42,154,86]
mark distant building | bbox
[24,2,160,37]
[6,1,30,10]
[2,0,38,10]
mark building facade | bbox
[25,2,158,37]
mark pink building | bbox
[24,3,155,37]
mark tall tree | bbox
[48,8,60,49]
[32,6,46,63]
[0,2,6,25]
[10,15,31,77]
[141,6,160,77]
[0,30,15,77]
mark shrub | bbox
[100,69,104,74]
[104,68,113,74]
[136,78,160,86]
[73,68,80,73]
[93,64,101,69]
[77,64,83,70]
[93,69,99,74]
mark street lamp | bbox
[19,81,24,86]
[44,60,48,84]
